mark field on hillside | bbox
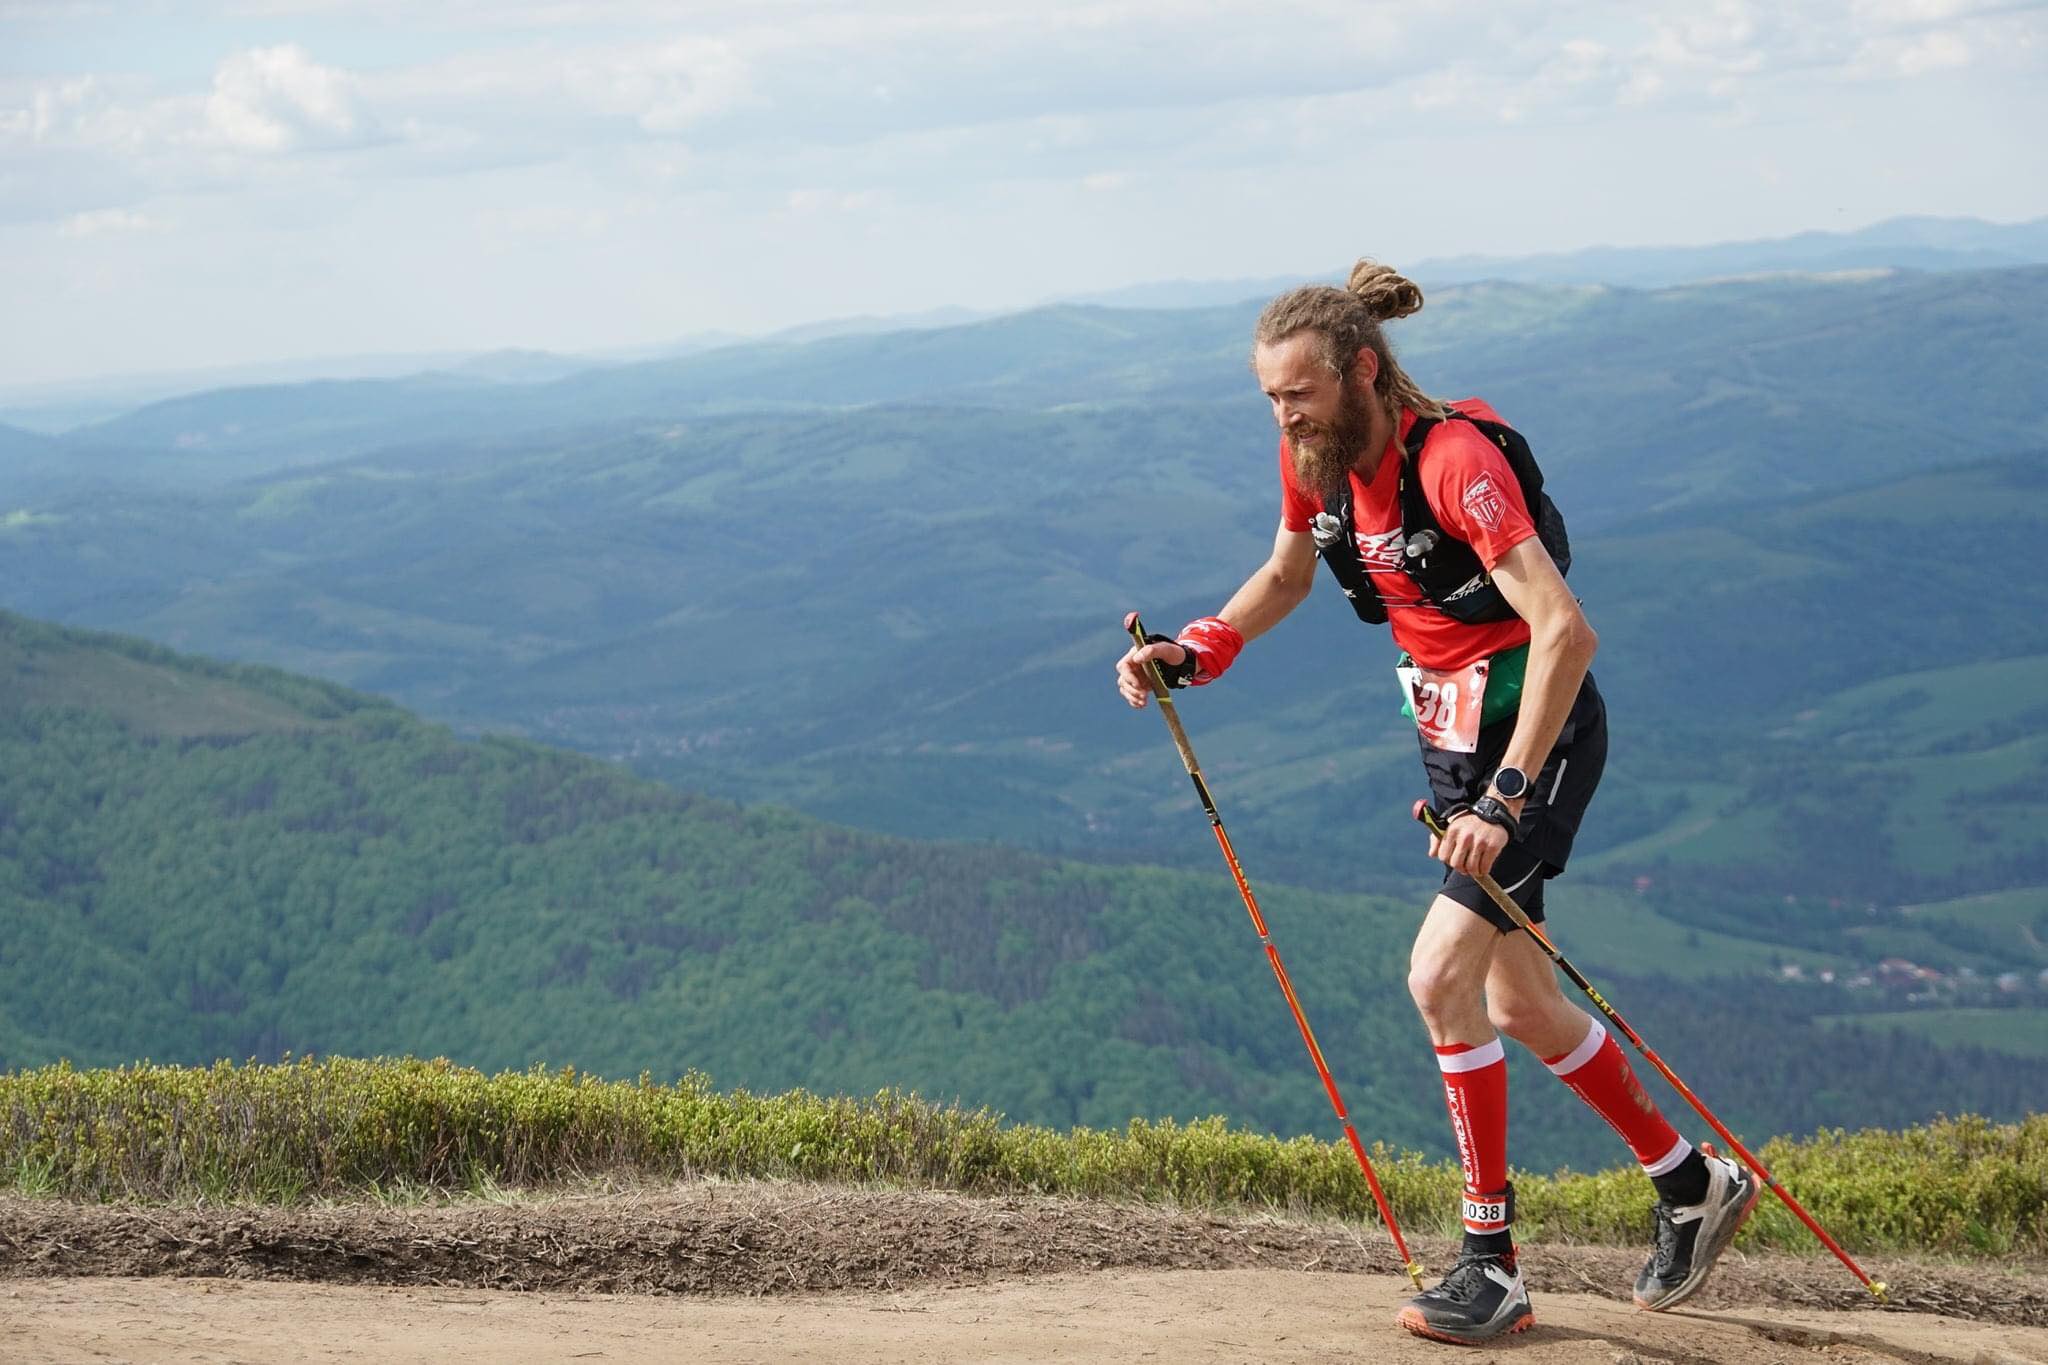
[12,612,2045,1174]
[7,270,2047,914]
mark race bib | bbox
[1398,658,1490,753]
[1462,1192,1511,1231]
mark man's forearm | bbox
[1496,615,1597,795]
[1217,561,1313,643]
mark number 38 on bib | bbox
[1397,657,1491,754]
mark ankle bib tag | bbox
[1398,658,1490,753]
[1462,1192,1511,1231]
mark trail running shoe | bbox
[1634,1144,1760,1311]
[1395,1250,1534,1345]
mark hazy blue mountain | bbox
[3,267,2044,919]
[1069,215,2048,307]
[48,266,2048,509]
[444,349,597,384]
[0,350,498,435]
[1414,214,2048,286]
[0,422,82,500]
[59,301,1265,475]
[766,305,994,344]
[16,214,2037,443]
[1063,273,1323,309]
[0,421,61,462]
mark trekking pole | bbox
[1125,613,1424,1291]
[1413,803,1889,1302]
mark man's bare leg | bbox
[1484,919,1757,1313]
[1398,896,1534,1344]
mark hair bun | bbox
[1346,260,1424,321]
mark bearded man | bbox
[1113,261,1758,1346]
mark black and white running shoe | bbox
[1396,1250,1534,1344]
[1634,1144,1761,1311]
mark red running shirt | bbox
[1279,398,1537,670]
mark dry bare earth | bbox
[3,1184,2046,1364]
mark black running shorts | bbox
[1420,672,1608,933]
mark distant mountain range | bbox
[5,215,2040,434]
[5,238,2045,1165]
[3,264,2044,925]
[21,264,2047,501]
[1066,214,2048,307]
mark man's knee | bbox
[1486,992,1553,1044]
[1489,991,1586,1056]
[1408,951,1486,1023]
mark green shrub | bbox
[3,1058,2041,1258]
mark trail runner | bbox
[1113,261,1759,1346]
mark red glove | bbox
[1176,616,1245,686]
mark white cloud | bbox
[1895,30,1972,74]
[783,187,881,214]
[476,201,612,237]
[57,206,164,236]
[28,76,100,140]
[563,38,752,135]
[1849,0,1973,20]
[202,45,376,152]
[0,0,2043,383]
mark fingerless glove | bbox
[1175,616,1245,686]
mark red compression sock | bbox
[1544,1019,1691,1177]
[1435,1037,1511,1238]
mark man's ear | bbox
[1350,347,1380,389]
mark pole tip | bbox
[1406,1262,1425,1292]
[1869,1280,1889,1303]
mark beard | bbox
[1286,377,1379,498]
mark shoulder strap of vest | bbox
[1402,412,1447,460]
[1397,413,1448,536]
[1318,473,1389,624]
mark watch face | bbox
[1493,766,1529,799]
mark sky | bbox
[3,0,2044,385]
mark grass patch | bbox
[1818,1008,2048,1059]
[4,1058,2045,1260]
[1560,885,1849,980]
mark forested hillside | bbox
[4,611,2045,1173]
[3,269,2045,922]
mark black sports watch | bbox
[1490,765,1531,801]
[1470,794,1519,836]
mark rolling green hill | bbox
[3,269,2045,945]
[3,611,2046,1176]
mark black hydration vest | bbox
[1311,405,1570,626]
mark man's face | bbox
[1255,332,1376,494]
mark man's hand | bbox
[1115,637,1187,708]
[1429,810,1510,879]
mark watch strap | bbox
[1470,794,1520,836]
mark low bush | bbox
[3,1058,2041,1257]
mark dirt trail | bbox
[3,1185,2045,1363]
[8,1270,2047,1364]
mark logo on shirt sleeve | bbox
[1460,474,1507,533]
